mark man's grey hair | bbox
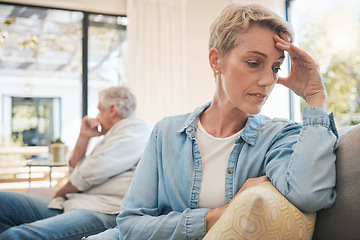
[99,86,137,118]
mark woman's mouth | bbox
[250,93,267,98]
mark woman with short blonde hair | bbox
[88,3,337,239]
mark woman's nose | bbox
[258,70,277,86]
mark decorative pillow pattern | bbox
[204,182,316,240]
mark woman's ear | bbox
[209,48,221,75]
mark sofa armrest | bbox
[313,123,360,240]
[204,182,315,240]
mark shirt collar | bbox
[177,102,261,146]
[105,116,134,137]
[239,115,261,146]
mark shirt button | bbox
[228,169,233,174]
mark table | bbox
[26,158,67,188]
[0,146,49,158]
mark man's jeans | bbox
[0,192,117,240]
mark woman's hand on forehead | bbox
[273,32,327,110]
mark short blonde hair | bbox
[99,86,136,118]
[209,3,293,56]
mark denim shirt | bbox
[117,103,338,240]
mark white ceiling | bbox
[0,0,127,15]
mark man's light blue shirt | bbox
[117,103,338,240]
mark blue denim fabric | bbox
[0,192,117,240]
[85,227,119,240]
[117,102,338,240]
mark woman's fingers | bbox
[289,44,312,62]
[274,36,290,50]
[275,34,290,46]
[275,36,301,60]
[275,34,312,62]
[279,32,290,42]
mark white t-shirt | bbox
[196,119,242,209]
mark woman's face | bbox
[217,24,285,114]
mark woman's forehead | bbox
[232,25,284,59]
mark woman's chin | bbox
[243,105,263,115]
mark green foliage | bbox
[12,105,37,118]
[51,137,64,144]
[297,13,360,126]
[11,105,38,132]
[10,132,25,147]
[323,59,358,114]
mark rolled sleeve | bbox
[265,106,338,212]
[287,107,338,212]
[185,208,208,239]
[69,166,92,191]
[302,107,338,138]
[68,152,107,191]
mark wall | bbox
[0,0,127,15]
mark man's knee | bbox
[0,192,16,209]
[0,226,32,240]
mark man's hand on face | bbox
[79,115,103,138]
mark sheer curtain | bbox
[126,0,188,125]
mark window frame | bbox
[0,1,127,117]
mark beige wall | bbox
[0,0,127,15]
[185,0,225,112]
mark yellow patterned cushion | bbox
[203,182,316,240]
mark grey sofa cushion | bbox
[313,124,360,240]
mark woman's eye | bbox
[272,66,281,73]
[247,61,259,68]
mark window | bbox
[0,4,83,148]
[0,3,127,148]
[10,97,61,146]
[0,3,127,190]
[87,14,127,117]
[290,0,360,127]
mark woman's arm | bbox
[268,33,338,212]
[117,124,209,239]
[205,176,270,231]
[265,108,337,212]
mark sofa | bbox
[313,123,360,239]
[204,123,360,240]
[27,124,360,239]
